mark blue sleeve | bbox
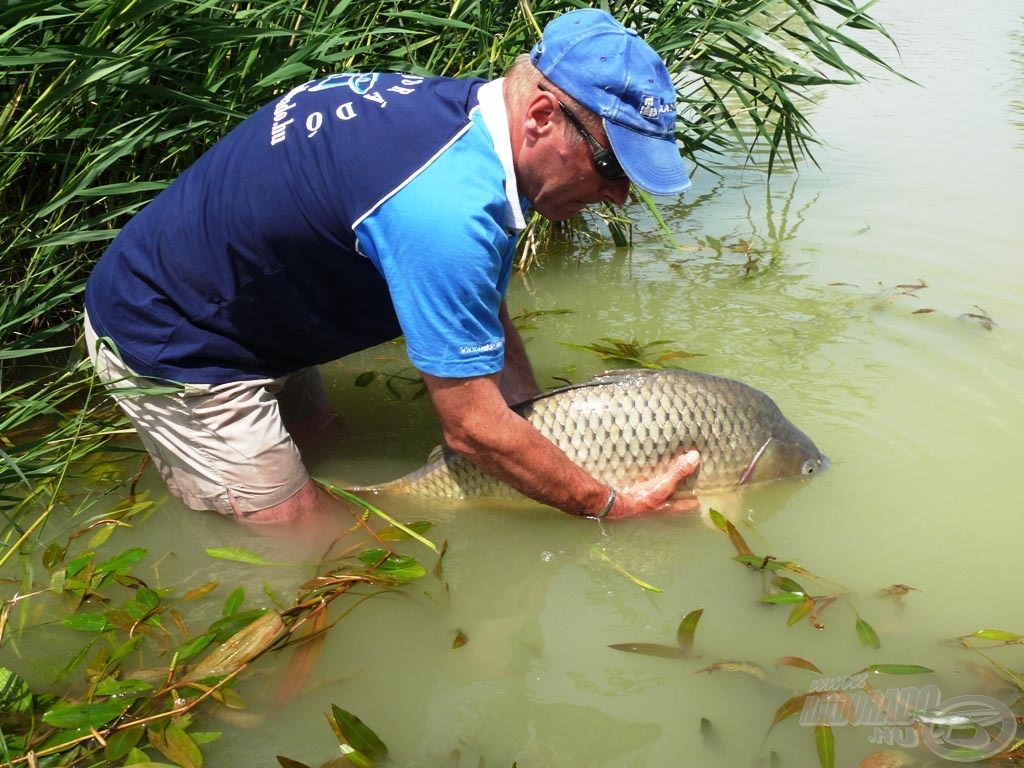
[354,118,517,378]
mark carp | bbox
[361,368,826,500]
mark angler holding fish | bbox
[83,10,818,527]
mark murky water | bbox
[11,3,1024,766]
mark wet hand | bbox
[606,450,701,519]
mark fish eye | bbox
[801,459,818,475]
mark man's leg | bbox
[84,311,340,525]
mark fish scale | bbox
[357,368,826,500]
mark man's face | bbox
[516,90,632,221]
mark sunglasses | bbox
[538,84,627,181]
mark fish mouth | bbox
[738,437,773,486]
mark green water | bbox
[10,2,1024,766]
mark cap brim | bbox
[605,121,691,196]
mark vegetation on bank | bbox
[1,1,904,765]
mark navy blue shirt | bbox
[86,73,527,384]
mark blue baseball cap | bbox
[530,8,691,196]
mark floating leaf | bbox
[354,371,376,387]
[377,520,433,542]
[330,705,388,761]
[94,678,153,698]
[452,629,468,649]
[776,656,822,674]
[815,723,835,768]
[62,613,113,632]
[357,550,426,581]
[772,576,807,595]
[608,643,686,659]
[0,668,33,714]
[222,586,245,617]
[965,628,1023,643]
[788,598,816,626]
[95,547,147,576]
[277,757,313,768]
[183,582,220,601]
[104,727,144,761]
[206,547,271,566]
[677,608,703,654]
[760,593,808,605]
[159,722,203,768]
[876,584,919,599]
[697,661,767,680]
[710,509,754,556]
[856,618,881,649]
[771,692,813,728]
[858,664,934,676]
[42,699,129,729]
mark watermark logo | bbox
[799,677,1016,762]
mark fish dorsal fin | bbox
[587,368,672,386]
[425,444,446,462]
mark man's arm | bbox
[497,300,542,406]
[422,371,700,519]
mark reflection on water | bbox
[12,3,1024,766]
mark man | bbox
[84,8,701,525]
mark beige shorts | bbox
[84,311,333,518]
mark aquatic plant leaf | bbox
[357,550,426,581]
[222,587,245,617]
[377,520,433,542]
[771,692,813,728]
[590,546,662,592]
[42,699,129,729]
[175,633,216,664]
[0,668,33,714]
[697,661,768,680]
[62,613,113,632]
[677,608,704,653]
[452,629,468,649]
[857,664,934,675]
[608,643,686,659]
[772,576,807,595]
[104,726,144,761]
[320,484,438,553]
[760,593,808,605]
[277,757,312,768]
[709,509,754,556]
[206,547,272,566]
[354,371,376,387]
[856,618,881,649]
[330,705,388,761]
[788,598,816,626]
[95,547,147,576]
[776,656,822,674]
[966,628,1023,643]
[815,723,835,768]
[94,678,153,698]
[183,582,220,601]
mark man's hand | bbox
[606,450,702,519]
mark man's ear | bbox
[523,90,558,141]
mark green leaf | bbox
[787,598,816,625]
[206,547,271,566]
[95,547,147,576]
[161,722,203,768]
[222,586,245,617]
[331,705,388,761]
[677,608,703,653]
[376,520,433,542]
[42,699,129,729]
[0,668,34,714]
[815,723,835,768]
[357,550,425,580]
[94,678,153,698]
[176,633,216,664]
[858,664,934,675]
[104,727,144,761]
[760,593,808,605]
[62,613,114,632]
[967,628,1023,643]
[856,618,881,649]
[608,643,686,659]
[772,576,807,595]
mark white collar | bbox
[476,78,527,233]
